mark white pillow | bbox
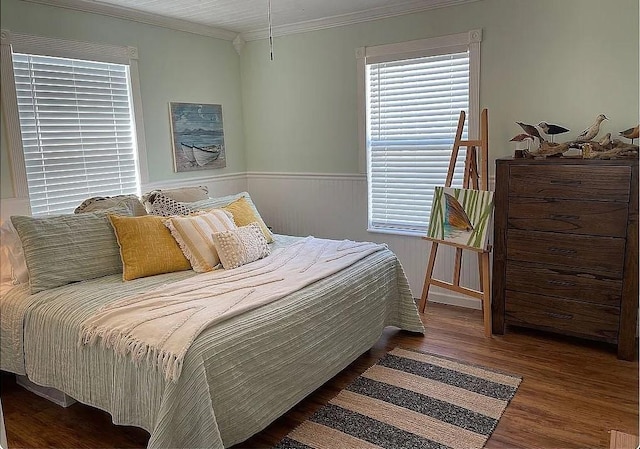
[0,219,29,285]
[148,193,192,217]
[0,244,12,286]
[212,223,271,270]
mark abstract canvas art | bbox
[169,102,226,172]
[427,187,494,251]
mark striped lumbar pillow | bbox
[164,209,237,273]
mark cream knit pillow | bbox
[212,222,271,270]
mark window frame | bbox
[0,29,149,209]
[356,29,482,236]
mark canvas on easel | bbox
[427,186,494,251]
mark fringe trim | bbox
[164,219,213,272]
[79,325,185,382]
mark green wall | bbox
[241,0,639,173]
[1,0,638,197]
[0,0,245,198]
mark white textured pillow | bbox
[164,209,237,272]
[149,193,192,217]
[0,219,29,285]
[212,222,271,270]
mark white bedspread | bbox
[80,237,385,381]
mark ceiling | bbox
[24,0,479,41]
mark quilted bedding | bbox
[0,234,424,448]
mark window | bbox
[357,30,482,236]
[1,30,148,215]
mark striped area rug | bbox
[275,347,521,449]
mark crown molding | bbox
[20,0,238,41]
[242,0,481,41]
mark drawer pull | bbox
[548,247,577,255]
[550,214,580,220]
[550,179,581,186]
[547,279,575,287]
[546,312,573,320]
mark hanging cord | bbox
[268,0,274,60]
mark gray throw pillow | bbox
[11,207,130,293]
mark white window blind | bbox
[12,53,139,216]
[367,51,470,234]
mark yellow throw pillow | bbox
[108,214,191,281]
[222,197,273,243]
[164,209,237,273]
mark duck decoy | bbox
[516,122,544,142]
[538,122,570,142]
[598,132,612,148]
[619,125,639,144]
[575,114,608,142]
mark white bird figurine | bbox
[575,114,608,142]
[598,132,612,148]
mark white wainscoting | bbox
[247,172,483,309]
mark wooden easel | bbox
[418,109,492,336]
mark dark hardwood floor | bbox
[2,303,638,448]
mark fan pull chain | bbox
[268,0,274,60]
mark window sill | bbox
[367,227,426,238]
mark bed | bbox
[0,232,424,448]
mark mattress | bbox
[0,234,424,448]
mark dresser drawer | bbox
[505,291,620,342]
[506,229,625,276]
[507,197,628,237]
[506,262,623,306]
[508,165,631,201]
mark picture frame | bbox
[426,186,494,251]
[169,102,226,172]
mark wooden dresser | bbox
[492,157,638,360]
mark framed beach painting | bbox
[169,102,226,172]
[427,187,494,251]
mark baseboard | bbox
[16,375,76,408]
[426,290,483,310]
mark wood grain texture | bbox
[618,162,639,360]
[491,160,509,334]
[504,291,620,342]
[2,303,637,449]
[506,229,626,276]
[506,262,623,306]
[508,164,631,201]
[609,430,639,449]
[507,197,629,237]
[493,158,638,360]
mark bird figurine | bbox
[510,133,534,142]
[538,122,570,142]
[516,122,545,142]
[510,133,534,154]
[575,114,608,142]
[598,132,612,148]
[444,193,474,232]
[619,125,639,144]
